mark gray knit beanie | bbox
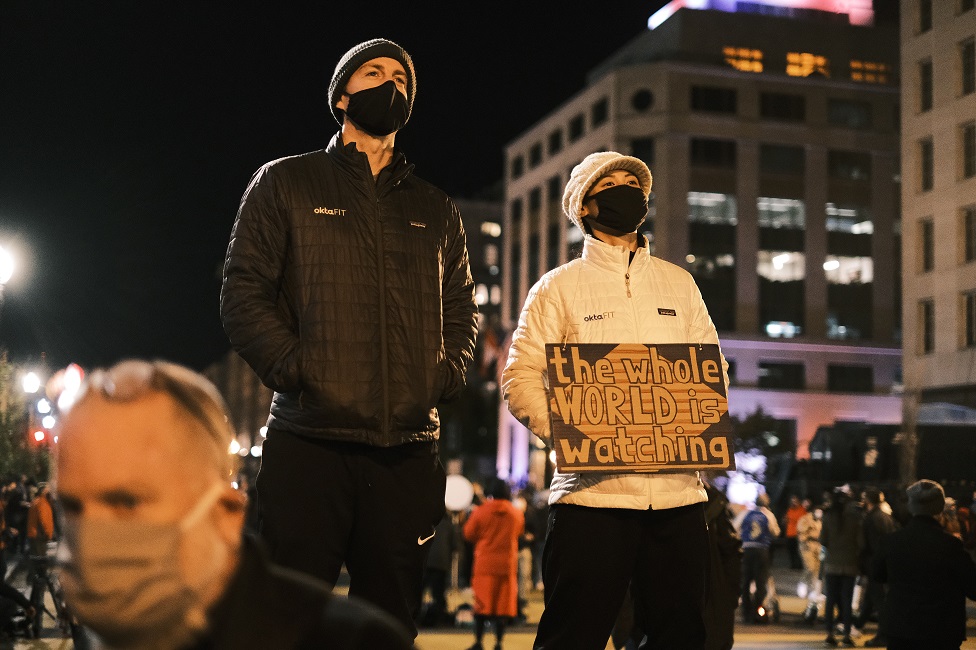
[562,152,653,233]
[907,479,945,517]
[328,38,416,125]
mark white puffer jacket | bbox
[503,235,727,510]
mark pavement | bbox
[5,556,976,649]
[416,565,976,650]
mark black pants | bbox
[256,430,446,639]
[534,503,707,650]
[855,576,887,636]
[740,547,770,621]
[824,573,856,636]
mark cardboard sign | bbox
[545,343,735,473]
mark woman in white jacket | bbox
[503,151,728,650]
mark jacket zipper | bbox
[625,272,631,298]
[372,182,390,436]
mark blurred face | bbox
[335,57,408,112]
[55,392,243,630]
[581,170,641,217]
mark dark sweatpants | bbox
[256,429,446,639]
[534,502,708,650]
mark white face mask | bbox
[59,482,227,647]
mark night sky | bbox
[0,1,896,373]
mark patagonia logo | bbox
[409,221,427,228]
[583,311,614,322]
[313,207,347,216]
[658,308,677,317]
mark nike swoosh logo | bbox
[417,531,436,545]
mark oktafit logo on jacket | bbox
[313,207,347,215]
[583,311,615,322]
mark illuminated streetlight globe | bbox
[0,246,13,286]
[22,372,41,394]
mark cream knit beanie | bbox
[562,152,652,232]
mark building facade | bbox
[900,0,976,475]
[500,3,902,483]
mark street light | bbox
[0,244,13,336]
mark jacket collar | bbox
[581,233,650,273]
[325,132,415,194]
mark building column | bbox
[736,139,759,335]
[871,151,898,341]
[502,196,514,329]
[804,144,828,339]
[656,133,690,264]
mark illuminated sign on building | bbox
[648,0,874,30]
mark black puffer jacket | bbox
[221,133,477,446]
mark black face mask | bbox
[342,80,409,136]
[583,184,648,236]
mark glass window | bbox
[828,150,872,181]
[548,130,563,156]
[529,142,542,169]
[786,52,830,78]
[921,218,934,273]
[759,145,805,174]
[591,98,609,128]
[826,203,873,234]
[688,192,738,225]
[759,248,805,338]
[631,138,654,166]
[962,39,975,96]
[528,187,542,214]
[962,122,976,179]
[510,243,522,318]
[824,256,873,284]
[827,99,873,129]
[510,155,524,180]
[920,0,932,32]
[758,197,805,230]
[758,362,805,389]
[723,47,763,73]
[568,114,585,142]
[850,60,890,84]
[631,89,654,112]
[964,206,976,263]
[758,251,805,282]
[510,198,523,223]
[920,60,933,112]
[690,138,736,168]
[965,290,976,348]
[690,86,737,113]
[919,299,935,354]
[760,92,806,121]
[920,138,934,191]
[827,365,873,393]
[547,175,562,202]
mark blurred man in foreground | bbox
[54,359,412,650]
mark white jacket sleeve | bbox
[502,276,565,445]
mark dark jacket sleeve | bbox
[437,199,477,401]
[220,165,303,393]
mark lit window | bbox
[850,60,890,84]
[723,47,763,73]
[787,52,829,78]
[758,251,805,282]
[475,284,488,306]
[823,256,873,284]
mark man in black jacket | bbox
[55,360,412,650]
[220,38,477,639]
[873,479,976,650]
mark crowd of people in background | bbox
[731,480,976,648]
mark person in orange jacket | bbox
[26,484,54,557]
[463,477,524,650]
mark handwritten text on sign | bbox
[545,343,734,473]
